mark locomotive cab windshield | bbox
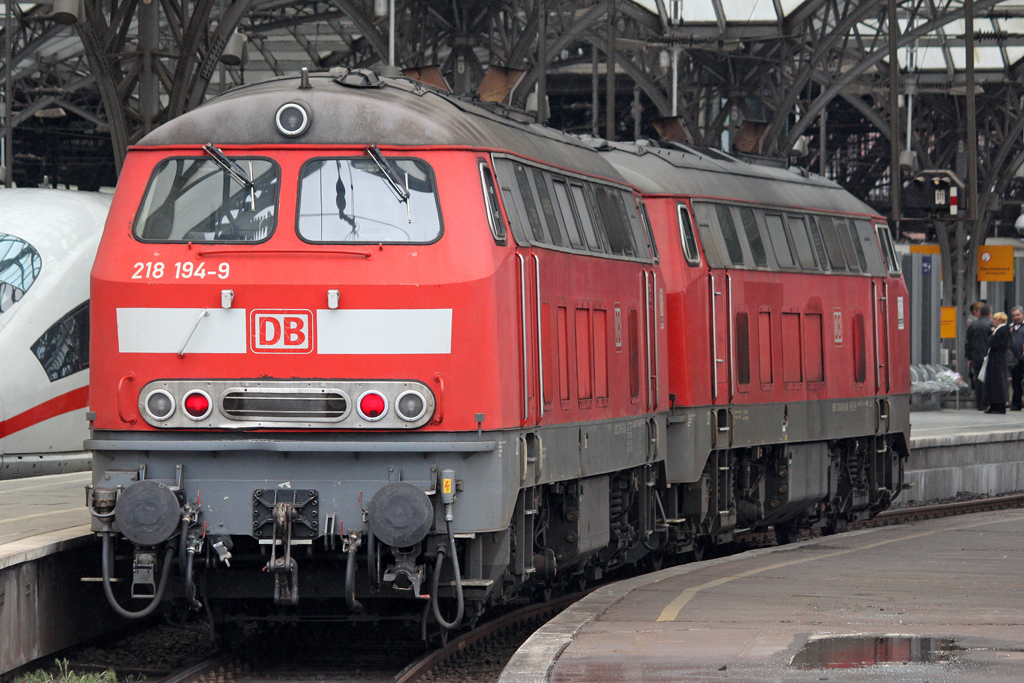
[134,156,280,242]
[297,154,441,243]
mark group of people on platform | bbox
[966,303,1024,414]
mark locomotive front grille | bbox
[221,389,349,421]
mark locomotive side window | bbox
[533,169,564,247]
[551,179,584,248]
[691,202,725,267]
[571,183,603,252]
[632,196,659,261]
[816,216,848,271]
[852,219,885,274]
[765,213,795,268]
[478,161,507,244]
[298,157,441,244]
[786,215,818,270]
[738,207,767,267]
[876,223,902,274]
[0,233,42,314]
[715,204,745,266]
[31,301,89,382]
[593,186,635,256]
[834,218,864,272]
[513,164,546,243]
[135,157,279,243]
[805,217,831,272]
[676,204,700,266]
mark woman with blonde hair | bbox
[984,311,1011,413]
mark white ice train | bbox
[0,189,111,479]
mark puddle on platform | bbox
[791,635,959,669]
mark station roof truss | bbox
[2,0,1024,244]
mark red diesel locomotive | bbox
[86,68,909,631]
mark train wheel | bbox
[642,552,664,572]
[690,539,707,562]
[822,514,849,536]
[774,521,799,545]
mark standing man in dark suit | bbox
[965,304,994,410]
[1009,306,1024,410]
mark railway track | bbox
[862,492,1024,526]
[389,593,582,683]
[57,494,1024,683]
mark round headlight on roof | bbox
[275,102,310,137]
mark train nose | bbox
[114,480,182,546]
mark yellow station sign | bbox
[978,245,1015,282]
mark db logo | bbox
[250,309,314,353]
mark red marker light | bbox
[183,391,212,419]
[360,392,386,418]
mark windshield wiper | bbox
[365,145,410,203]
[203,143,257,210]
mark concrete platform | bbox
[906,408,1024,502]
[500,509,1024,683]
[0,471,91,564]
[0,472,111,676]
[908,407,1024,442]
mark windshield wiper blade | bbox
[203,142,254,190]
[365,144,410,203]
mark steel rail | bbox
[153,652,232,683]
[868,493,1024,525]
[389,592,584,683]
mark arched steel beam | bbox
[823,79,929,164]
[583,30,670,116]
[512,1,608,108]
[185,0,257,111]
[777,0,1000,156]
[977,98,1024,239]
[0,75,98,136]
[764,0,884,155]
[327,0,388,63]
[167,0,216,118]
[77,0,136,171]
[507,7,539,67]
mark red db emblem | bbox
[250,310,314,353]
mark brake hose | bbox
[101,532,176,619]
[430,518,464,630]
[346,543,363,612]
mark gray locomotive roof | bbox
[598,142,877,216]
[138,72,626,184]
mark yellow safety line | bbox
[656,514,1022,622]
[0,472,90,494]
[0,507,88,525]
